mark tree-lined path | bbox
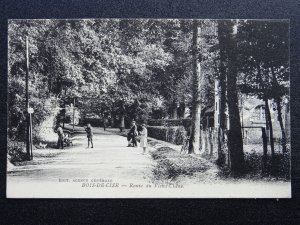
[7,126,155,197]
[7,19,290,198]
[7,125,290,198]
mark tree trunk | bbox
[209,128,214,157]
[63,89,67,128]
[216,21,228,165]
[217,128,226,164]
[276,97,287,153]
[172,101,178,119]
[262,127,268,173]
[110,111,115,128]
[188,20,201,154]
[181,104,185,118]
[284,99,290,139]
[204,129,208,155]
[120,114,125,132]
[225,20,244,173]
[257,64,275,157]
[264,98,275,157]
[189,97,201,154]
[270,67,287,153]
[119,101,125,132]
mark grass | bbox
[217,151,290,181]
[149,139,290,183]
[149,144,211,181]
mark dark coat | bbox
[129,125,137,136]
[85,126,93,138]
[56,127,64,138]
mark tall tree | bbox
[222,20,244,172]
[188,20,202,154]
[238,20,289,154]
[216,21,228,165]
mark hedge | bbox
[147,119,191,129]
[147,126,187,145]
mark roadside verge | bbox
[105,127,218,184]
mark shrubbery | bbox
[146,119,190,145]
[147,125,187,145]
[147,126,168,141]
[218,151,290,180]
[147,119,191,129]
[150,146,210,180]
[7,138,28,163]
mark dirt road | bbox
[7,126,156,198]
[7,125,291,198]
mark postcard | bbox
[7,19,291,198]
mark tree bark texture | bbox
[172,100,178,119]
[224,20,244,172]
[257,64,275,157]
[270,67,287,153]
[216,21,228,165]
[189,20,202,154]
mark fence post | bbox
[262,127,268,173]
[73,97,75,132]
[165,128,168,142]
[25,37,31,160]
[209,128,213,156]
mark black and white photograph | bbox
[6,19,290,198]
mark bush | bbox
[268,153,290,179]
[174,126,186,145]
[219,151,290,180]
[147,126,187,145]
[147,119,191,128]
[7,139,28,163]
[148,126,168,142]
[150,146,210,180]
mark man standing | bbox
[56,124,64,149]
[85,123,94,148]
[103,118,107,131]
[127,120,137,147]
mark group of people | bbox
[55,123,93,149]
[55,124,73,149]
[55,120,147,154]
[126,120,148,154]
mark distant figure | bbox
[64,133,73,147]
[127,120,137,147]
[120,117,125,132]
[103,118,108,131]
[56,124,64,149]
[139,124,148,154]
[85,123,94,148]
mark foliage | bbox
[8,19,290,177]
[7,139,28,163]
[237,20,289,100]
[147,125,187,145]
[219,151,290,180]
[150,145,210,181]
[8,19,219,140]
[147,118,191,128]
[80,118,103,127]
